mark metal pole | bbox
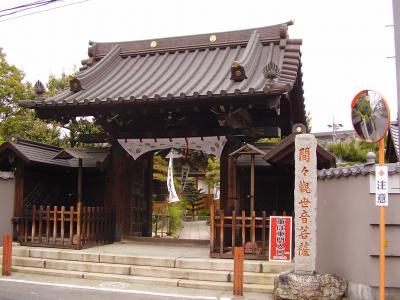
[378,138,385,300]
[393,0,400,155]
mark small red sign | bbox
[269,216,292,262]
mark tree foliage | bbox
[0,48,63,144]
[0,49,34,121]
[1,110,63,145]
[46,72,71,97]
[205,156,220,187]
[45,71,103,148]
[328,138,378,165]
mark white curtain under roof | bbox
[118,136,227,160]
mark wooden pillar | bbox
[228,156,237,211]
[250,154,255,213]
[78,158,83,204]
[2,236,12,276]
[143,153,153,237]
[13,163,24,240]
[233,246,244,296]
[220,140,241,214]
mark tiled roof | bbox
[20,23,303,108]
[318,163,400,179]
[0,138,110,169]
[390,123,399,158]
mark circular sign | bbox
[351,90,390,143]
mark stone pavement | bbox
[178,221,210,240]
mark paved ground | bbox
[0,273,272,300]
[84,240,210,258]
[178,221,210,240]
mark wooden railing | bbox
[210,204,270,259]
[19,203,115,249]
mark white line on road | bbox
[0,278,231,300]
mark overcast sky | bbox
[0,0,397,133]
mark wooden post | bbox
[250,154,255,213]
[232,210,236,251]
[251,210,256,254]
[53,206,57,244]
[38,205,43,243]
[78,158,83,204]
[61,206,65,244]
[77,202,81,248]
[210,203,215,254]
[378,138,385,300]
[46,206,50,244]
[31,205,36,243]
[241,210,246,247]
[69,206,74,246]
[233,246,244,296]
[2,236,12,276]
[262,211,266,256]
[219,210,224,255]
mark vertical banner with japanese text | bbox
[269,216,293,262]
[294,134,317,273]
[375,166,389,206]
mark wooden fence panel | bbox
[210,209,270,259]
[20,204,114,249]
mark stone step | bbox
[4,255,276,285]
[1,246,293,274]
[11,266,273,294]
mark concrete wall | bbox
[316,172,400,298]
[0,172,15,246]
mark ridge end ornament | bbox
[230,61,247,82]
[263,62,281,81]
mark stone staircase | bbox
[0,246,293,294]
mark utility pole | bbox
[327,116,343,143]
[393,0,400,151]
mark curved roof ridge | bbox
[72,45,121,92]
[81,23,291,70]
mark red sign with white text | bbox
[269,216,292,262]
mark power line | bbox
[0,0,89,23]
[0,1,59,13]
[0,1,63,18]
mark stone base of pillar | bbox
[274,271,347,300]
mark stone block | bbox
[12,247,30,257]
[274,271,346,300]
[83,273,179,286]
[29,249,61,260]
[12,257,45,268]
[243,272,275,285]
[100,254,174,267]
[262,261,294,273]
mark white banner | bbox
[375,165,389,206]
[118,136,227,160]
[167,150,179,203]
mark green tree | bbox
[328,138,378,165]
[44,71,103,148]
[46,72,71,97]
[0,110,62,145]
[205,157,220,188]
[0,48,63,144]
[0,48,34,121]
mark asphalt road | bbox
[0,280,221,300]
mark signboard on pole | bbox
[375,165,389,206]
[269,216,292,262]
